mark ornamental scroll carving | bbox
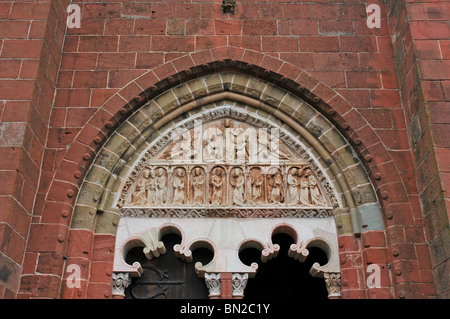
[121,118,334,214]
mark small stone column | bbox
[204,273,221,299]
[112,272,132,299]
[324,272,341,299]
[231,273,249,299]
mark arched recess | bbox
[55,57,399,298]
[72,68,384,235]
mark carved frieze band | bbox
[116,107,339,209]
[120,207,333,218]
[125,163,331,209]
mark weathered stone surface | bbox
[71,205,97,230]
[0,253,21,292]
[292,103,316,126]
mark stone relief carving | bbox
[112,272,132,297]
[210,166,225,205]
[230,167,245,206]
[172,167,186,205]
[119,115,337,212]
[324,272,341,298]
[204,273,221,298]
[121,207,333,218]
[232,273,249,297]
[126,164,328,209]
[192,167,205,205]
[267,168,284,204]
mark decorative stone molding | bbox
[112,272,132,297]
[232,273,249,298]
[73,71,386,238]
[121,207,334,219]
[324,273,341,298]
[138,228,166,260]
[310,263,341,299]
[119,116,337,212]
[114,218,340,282]
[205,273,221,298]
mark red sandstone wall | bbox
[0,0,69,298]
[384,0,449,298]
[0,0,447,299]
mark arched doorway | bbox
[240,233,328,300]
[67,64,386,299]
[124,233,214,299]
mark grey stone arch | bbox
[71,71,384,237]
[71,62,389,299]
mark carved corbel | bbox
[261,242,280,263]
[174,244,193,263]
[310,263,341,299]
[288,242,309,262]
[138,228,166,260]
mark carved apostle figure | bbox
[299,169,311,206]
[192,167,205,205]
[204,127,223,162]
[154,168,167,205]
[230,168,245,206]
[147,169,157,205]
[132,168,151,206]
[287,167,300,205]
[170,132,193,162]
[268,169,284,204]
[307,170,327,206]
[210,167,224,205]
[250,169,263,204]
[173,168,186,205]
[228,125,246,163]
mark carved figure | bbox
[268,169,284,204]
[173,168,186,204]
[299,169,311,206]
[192,167,205,205]
[210,167,224,205]
[256,130,291,162]
[307,169,327,206]
[154,168,167,204]
[230,168,245,206]
[228,125,246,163]
[170,132,194,162]
[287,168,300,205]
[147,169,157,205]
[204,127,223,162]
[132,168,151,206]
[250,168,263,204]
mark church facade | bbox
[0,0,448,299]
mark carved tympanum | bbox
[124,119,331,210]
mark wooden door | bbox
[125,233,213,299]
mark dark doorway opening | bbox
[124,233,214,299]
[239,233,329,300]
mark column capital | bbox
[112,272,132,298]
[232,273,249,299]
[205,273,221,299]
